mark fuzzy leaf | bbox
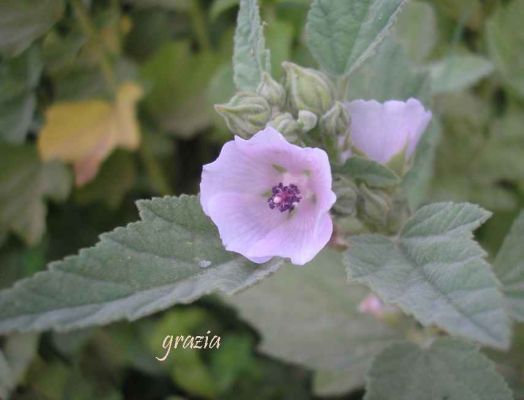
[0,333,39,399]
[402,120,441,209]
[225,249,401,396]
[395,1,437,63]
[0,195,281,334]
[233,0,270,91]
[345,202,511,349]
[140,42,217,137]
[0,0,64,57]
[347,37,430,103]
[365,338,513,400]
[0,143,71,245]
[305,0,406,76]
[336,156,400,188]
[486,0,524,99]
[430,54,494,94]
[494,211,524,322]
[0,46,42,144]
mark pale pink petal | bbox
[246,211,333,265]
[346,98,432,164]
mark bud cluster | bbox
[214,62,349,147]
[332,178,409,234]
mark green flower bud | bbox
[215,92,271,137]
[357,184,392,229]
[268,112,301,141]
[282,61,334,115]
[297,110,318,132]
[320,101,350,138]
[333,175,358,216]
[257,72,286,108]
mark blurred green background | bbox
[1,0,524,399]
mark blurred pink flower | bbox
[345,98,432,164]
[200,127,336,265]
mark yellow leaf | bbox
[38,82,143,186]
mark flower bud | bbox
[357,184,392,229]
[282,61,334,115]
[333,175,358,216]
[257,72,286,108]
[320,101,350,138]
[268,112,301,141]
[215,92,271,138]
[297,110,318,132]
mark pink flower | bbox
[345,98,432,164]
[200,127,336,265]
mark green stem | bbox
[189,0,211,51]
[71,0,116,91]
[337,75,350,101]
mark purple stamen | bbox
[268,183,302,212]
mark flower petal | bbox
[346,98,432,164]
[206,192,288,263]
[246,210,333,265]
[200,139,278,215]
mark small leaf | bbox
[140,41,217,137]
[395,1,437,63]
[494,211,524,322]
[210,0,239,20]
[365,338,513,400]
[0,46,43,144]
[336,156,400,188]
[345,202,511,349]
[0,195,281,334]
[305,0,407,76]
[0,143,71,245]
[38,82,143,186]
[486,0,524,99]
[430,53,494,94]
[0,0,64,57]
[402,120,441,209]
[225,249,401,396]
[233,0,270,91]
[0,333,39,399]
[347,37,430,103]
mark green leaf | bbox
[305,0,407,76]
[486,0,524,99]
[402,120,441,209]
[395,1,437,63]
[0,143,71,245]
[225,249,401,396]
[336,156,400,188]
[0,195,281,334]
[140,41,217,137]
[365,338,513,400]
[210,0,239,20]
[0,46,43,144]
[430,53,494,94]
[233,0,270,91]
[494,211,524,322]
[345,202,511,349]
[0,333,39,399]
[0,0,64,57]
[347,37,430,104]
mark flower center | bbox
[267,183,302,212]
